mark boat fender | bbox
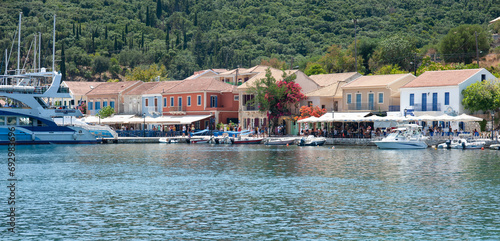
[462,142,466,150]
[32,133,36,141]
[73,133,78,140]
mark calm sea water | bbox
[2,143,500,240]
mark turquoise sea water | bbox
[2,144,500,239]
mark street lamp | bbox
[143,113,146,137]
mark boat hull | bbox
[265,138,296,145]
[373,140,427,149]
[0,126,99,145]
[233,138,263,144]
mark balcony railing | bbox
[347,102,383,111]
[168,106,186,112]
[389,105,400,111]
[412,103,441,112]
[242,105,258,111]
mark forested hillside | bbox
[0,0,498,80]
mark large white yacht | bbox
[0,70,114,144]
[372,124,428,149]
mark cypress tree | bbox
[114,35,117,51]
[125,24,128,34]
[73,22,75,35]
[194,12,198,26]
[146,6,150,26]
[156,0,162,19]
[61,43,66,80]
[183,30,187,50]
[129,34,134,49]
[165,28,169,50]
[105,26,108,40]
[141,32,144,49]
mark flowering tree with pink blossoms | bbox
[247,68,306,133]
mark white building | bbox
[400,68,496,116]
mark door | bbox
[368,93,374,110]
[432,93,438,111]
[421,93,427,111]
[356,93,362,110]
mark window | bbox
[95,101,101,110]
[178,97,182,107]
[163,98,167,107]
[409,94,414,106]
[154,98,158,107]
[187,96,191,106]
[347,94,352,104]
[88,102,93,110]
[210,96,218,107]
[103,101,108,107]
[444,92,449,105]
[481,74,486,81]
[308,101,313,107]
[378,93,384,104]
[170,97,174,107]
[0,116,4,125]
[110,101,115,109]
[234,95,239,101]
[7,117,16,125]
[145,99,149,106]
[321,105,325,109]
[197,95,202,106]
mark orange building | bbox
[161,77,239,129]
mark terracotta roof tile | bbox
[63,81,104,96]
[306,82,344,98]
[164,78,237,93]
[401,69,482,88]
[143,81,182,94]
[342,74,413,88]
[309,72,360,87]
[126,82,160,95]
[237,66,298,89]
[86,81,141,95]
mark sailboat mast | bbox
[52,14,56,72]
[17,12,21,74]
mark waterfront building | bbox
[185,69,228,80]
[141,80,182,117]
[61,81,103,109]
[400,68,497,117]
[304,72,362,112]
[161,77,239,129]
[123,82,160,116]
[218,65,320,135]
[86,81,142,115]
[341,74,416,113]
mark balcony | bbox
[412,103,441,112]
[242,105,258,111]
[168,106,186,115]
[347,102,383,111]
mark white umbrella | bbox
[455,114,483,122]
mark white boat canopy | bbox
[83,114,212,125]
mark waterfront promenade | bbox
[102,136,499,147]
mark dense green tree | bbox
[462,80,500,113]
[92,55,110,75]
[304,63,327,76]
[440,24,490,64]
[98,106,115,118]
[369,35,416,72]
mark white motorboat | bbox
[437,134,486,149]
[159,138,180,143]
[297,135,326,146]
[264,137,296,145]
[373,124,428,149]
[490,144,500,150]
[208,136,233,144]
[190,136,211,144]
